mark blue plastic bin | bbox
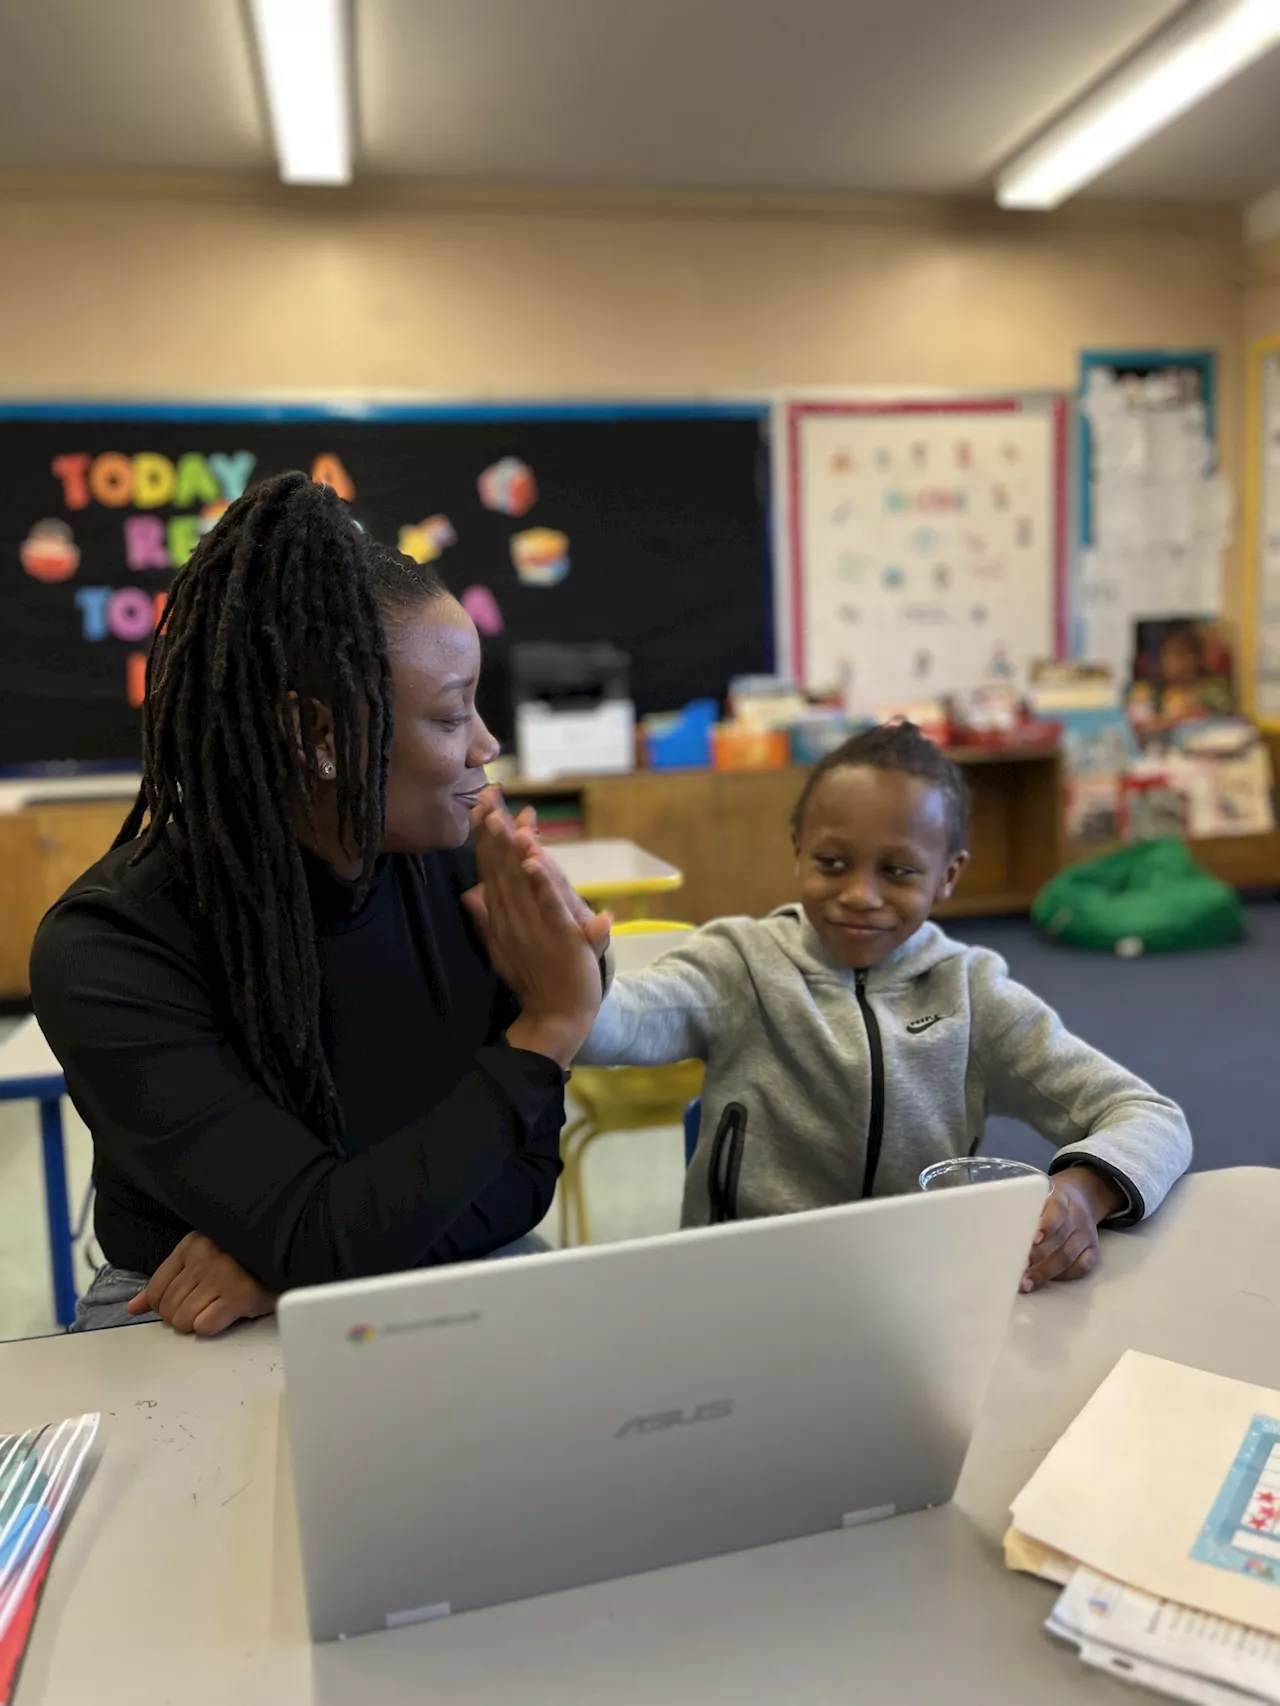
[642,699,717,769]
[790,713,857,766]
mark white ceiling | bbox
[0,0,1277,201]
[0,0,267,172]
[356,0,1186,195]
[1086,39,1280,199]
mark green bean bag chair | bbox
[1032,838,1245,955]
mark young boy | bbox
[576,722,1192,1291]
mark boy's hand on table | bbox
[1022,1165,1124,1293]
[126,1232,277,1336]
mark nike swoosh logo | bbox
[905,1015,945,1034]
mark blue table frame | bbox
[0,1067,76,1328]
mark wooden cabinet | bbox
[513,748,1068,926]
[0,800,129,1000]
[525,741,1280,925]
[584,769,802,924]
[3,740,1274,1000]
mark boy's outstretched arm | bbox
[968,950,1192,1289]
[574,924,743,1068]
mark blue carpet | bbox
[949,904,1280,1173]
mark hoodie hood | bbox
[760,904,969,988]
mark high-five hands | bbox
[464,790,611,957]
[463,789,604,1068]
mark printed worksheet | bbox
[1193,1418,1280,1588]
[1049,1565,1280,1704]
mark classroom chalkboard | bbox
[0,405,771,767]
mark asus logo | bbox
[615,1400,734,1438]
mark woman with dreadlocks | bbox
[31,471,605,1334]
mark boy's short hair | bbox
[791,721,970,855]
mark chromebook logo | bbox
[345,1311,482,1346]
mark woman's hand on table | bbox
[1021,1165,1124,1292]
[126,1232,277,1336]
[463,796,604,1068]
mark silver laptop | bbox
[279,1175,1043,1640]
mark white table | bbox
[5,1166,1277,1705]
[0,772,141,814]
[550,839,682,913]
[0,1015,76,1327]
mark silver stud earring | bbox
[319,758,336,779]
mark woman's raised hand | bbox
[463,794,603,1067]
[465,791,611,956]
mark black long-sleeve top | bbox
[29,829,566,1291]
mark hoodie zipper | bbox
[855,969,886,1199]
[707,1102,748,1223]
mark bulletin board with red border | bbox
[0,401,773,768]
[777,394,1071,707]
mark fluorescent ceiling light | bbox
[997,0,1280,210]
[249,0,351,185]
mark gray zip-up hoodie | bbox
[578,907,1191,1228]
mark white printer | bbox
[512,642,635,782]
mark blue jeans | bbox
[71,1233,552,1332]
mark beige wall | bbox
[0,173,1250,618]
[1245,235,1280,347]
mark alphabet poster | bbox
[779,395,1068,708]
[0,406,770,767]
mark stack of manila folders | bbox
[1006,1351,1280,1704]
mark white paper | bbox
[1083,370,1228,675]
[1196,476,1234,553]
[1050,1568,1280,1704]
[1065,1634,1267,1706]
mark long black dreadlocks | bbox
[115,471,448,1138]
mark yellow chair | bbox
[559,920,705,1247]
